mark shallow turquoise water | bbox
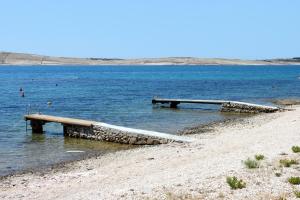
[0,65,300,176]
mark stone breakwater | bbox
[220,102,280,113]
[64,125,173,145]
[25,114,194,145]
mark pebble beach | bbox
[1,105,300,199]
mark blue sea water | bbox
[0,65,300,176]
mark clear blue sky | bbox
[1,0,299,59]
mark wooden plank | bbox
[24,114,95,127]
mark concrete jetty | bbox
[24,114,194,145]
[152,98,280,113]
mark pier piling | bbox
[30,120,45,134]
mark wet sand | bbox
[1,106,300,199]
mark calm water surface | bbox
[0,65,300,176]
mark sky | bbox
[0,0,299,59]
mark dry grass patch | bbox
[255,154,265,161]
[294,190,300,198]
[279,159,298,167]
[226,176,246,190]
[288,177,300,185]
[292,146,300,153]
[244,158,259,169]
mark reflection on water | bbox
[0,125,131,176]
[63,136,132,152]
[31,133,46,142]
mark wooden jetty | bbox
[152,98,280,113]
[152,98,229,108]
[25,114,96,133]
[24,114,194,144]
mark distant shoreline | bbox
[1,52,300,66]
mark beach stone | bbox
[147,138,154,145]
[153,140,161,145]
[63,124,173,145]
[135,140,146,145]
[220,102,278,113]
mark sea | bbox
[0,65,300,176]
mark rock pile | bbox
[221,102,279,113]
[63,125,170,145]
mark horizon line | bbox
[1,51,300,61]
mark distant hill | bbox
[1,51,300,66]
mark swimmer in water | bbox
[19,87,25,97]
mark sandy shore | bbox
[1,106,300,199]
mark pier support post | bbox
[63,125,67,136]
[30,120,44,134]
[170,102,180,108]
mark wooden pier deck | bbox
[152,97,279,112]
[25,114,96,127]
[152,98,229,107]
